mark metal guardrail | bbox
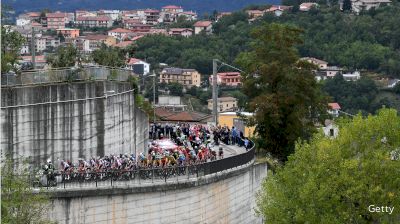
[27,143,255,189]
[1,66,135,86]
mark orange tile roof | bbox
[194,21,212,27]
[328,103,341,110]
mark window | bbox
[330,129,334,136]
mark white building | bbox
[16,18,31,26]
[193,21,213,35]
[323,120,339,138]
[126,58,150,75]
[328,103,341,118]
[351,0,391,14]
[342,71,361,81]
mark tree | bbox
[342,0,352,11]
[91,44,125,67]
[167,82,184,96]
[1,26,25,74]
[1,156,54,224]
[258,108,400,223]
[236,23,328,160]
[47,44,78,68]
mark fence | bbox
[27,143,255,189]
[1,66,135,86]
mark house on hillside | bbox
[75,16,113,28]
[323,120,339,138]
[193,21,212,35]
[207,97,238,112]
[160,67,201,87]
[265,5,292,17]
[107,28,134,41]
[342,71,361,81]
[126,58,150,75]
[328,102,341,118]
[299,2,319,11]
[301,57,328,69]
[350,0,391,14]
[168,28,193,37]
[209,72,241,87]
[57,28,80,38]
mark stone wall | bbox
[47,162,268,224]
[1,81,148,166]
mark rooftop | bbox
[108,28,133,33]
[218,72,241,76]
[328,103,341,110]
[46,13,66,18]
[162,5,183,9]
[194,21,212,27]
[207,97,238,102]
[76,16,111,21]
[162,67,197,75]
[127,58,146,65]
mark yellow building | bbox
[218,112,255,138]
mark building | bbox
[193,21,212,35]
[107,28,134,40]
[126,58,150,75]
[350,0,391,13]
[218,112,255,137]
[208,97,238,112]
[299,2,319,11]
[75,16,112,28]
[328,102,341,118]
[160,5,184,23]
[178,11,198,21]
[155,108,211,123]
[125,23,152,32]
[97,10,121,21]
[168,28,193,37]
[20,55,48,69]
[246,10,265,19]
[144,9,160,25]
[322,120,339,138]
[209,72,241,87]
[43,13,67,29]
[342,71,361,81]
[265,5,292,16]
[157,95,187,111]
[216,12,232,21]
[57,28,80,38]
[160,67,201,87]
[301,57,328,69]
[75,10,97,18]
[77,35,116,53]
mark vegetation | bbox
[236,23,328,160]
[1,157,53,224]
[258,108,400,223]
[47,44,79,68]
[92,44,126,67]
[1,26,25,74]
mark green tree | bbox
[91,44,125,67]
[258,108,400,223]
[1,156,54,224]
[1,26,25,74]
[46,44,78,68]
[236,23,328,160]
[167,82,184,96]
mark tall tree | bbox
[1,26,25,74]
[46,44,78,68]
[236,23,328,160]
[91,44,125,67]
[258,108,400,223]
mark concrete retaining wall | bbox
[47,162,268,224]
[1,81,149,166]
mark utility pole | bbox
[212,59,218,126]
[153,71,156,125]
[31,27,36,69]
